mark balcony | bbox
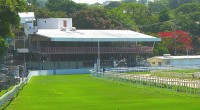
[31,47,153,54]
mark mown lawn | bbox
[5,74,200,110]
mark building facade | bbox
[14,12,161,71]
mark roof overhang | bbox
[36,29,161,42]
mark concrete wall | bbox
[27,68,91,82]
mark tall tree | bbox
[159,8,174,22]
[168,0,200,9]
[0,0,26,56]
[148,0,169,13]
[175,3,200,14]
[46,0,88,14]
[70,8,125,29]
[158,30,192,55]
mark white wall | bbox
[37,18,72,30]
[169,58,200,66]
[27,69,91,82]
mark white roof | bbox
[18,12,35,24]
[36,29,161,42]
[155,55,200,60]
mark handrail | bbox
[31,47,153,54]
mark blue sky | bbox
[72,0,121,4]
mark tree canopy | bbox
[0,0,26,56]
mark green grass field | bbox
[4,74,200,110]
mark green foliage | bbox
[175,3,200,14]
[46,0,88,14]
[154,45,169,56]
[168,0,200,9]
[159,8,174,22]
[70,8,125,29]
[108,3,154,30]
[148,0,169,13]
[104,1,121,9]
[107,6,136,30]
[35,7,67,18]
[0,0,26,56]
[0,38,8,56]
[5,74,200,110]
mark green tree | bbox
[148,0,169,13]
[159,8,174,22]
[46,0,88,14]
[35,7,67,18]
[0,0,26,56]
[108,3,153,30]
[154,44,169,56]
[168,0,200,9]
[175,3,200,14]
[105,1,121,9]
[70,8,125,29]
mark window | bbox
[63,20,67,27]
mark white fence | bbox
[97,73,200,96]
[0,79,26,107]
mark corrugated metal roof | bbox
[36,29,161,42]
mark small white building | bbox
[147,54,200,67]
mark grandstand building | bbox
[13,12,161,71]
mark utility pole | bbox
[171,21,177,55]
[174,32,177,56]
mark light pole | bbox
[171,21,177,56]
[97,41,100,75]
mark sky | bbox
[72,0,121,4]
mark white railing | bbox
[0,79,26,107]
[31,46,153,54]
[97,73,200,96]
